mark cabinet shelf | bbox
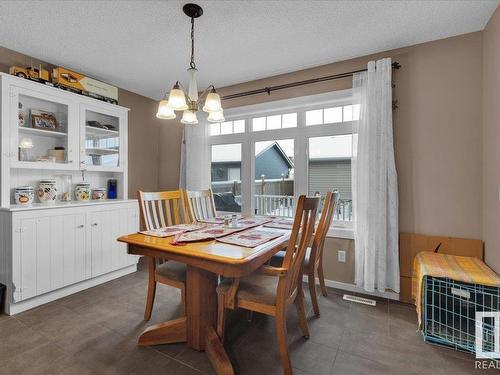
[85,147,119,155]
[19,127,67,138]
[85,126,119,139]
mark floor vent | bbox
[343,294,377,306]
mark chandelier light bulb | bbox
[156,99,176,119]
[167,83,189,111]
[202,89,222,113]
[181,109,199,125]
[207,109,225,123]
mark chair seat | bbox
[217,273,279,306]
[270,247,311,270]
[155,261,187,283]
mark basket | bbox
[422,276,500,354]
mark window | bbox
[208,89,355,227]
[210,120,245,136]
[305,104,360,126]
[210,144,242,213]
[255,139,294,217]
[308,135,353,221]
[251,113,297,131]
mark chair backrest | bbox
[308,191,337,268]
[138,190,191,230]
[185,189,217,222]
[277,195,319,305]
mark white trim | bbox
[224,89,352,118]
[6,264,137,315]
[304,276,399,301]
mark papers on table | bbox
[216,229,284,248]
[139,223,206,238]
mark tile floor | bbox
[0,260,494,375]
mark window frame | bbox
[208,89,355,234]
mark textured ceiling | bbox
[0,1,497,100]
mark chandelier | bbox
[156,3,224,124]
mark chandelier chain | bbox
[190,17,196,69]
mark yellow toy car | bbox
[9,65,50,82]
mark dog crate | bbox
[422,276,500,354]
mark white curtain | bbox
[352,58,399,293]
[179,118,211,190]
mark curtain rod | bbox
[222,61,401,101]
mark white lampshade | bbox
[180,110,198,125]
[19,138,34,148]
[207,109,225,123]
[156,99,176,120]
[187,68,198,102]
[202,90,222,113]
[167,84,188,111]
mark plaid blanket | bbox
[412,251,500,326]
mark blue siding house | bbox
[211,142,293,182]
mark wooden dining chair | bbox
[138,189,191,320]
[184,189,217,222]
[216,195,319,375]
[270,191,337,317]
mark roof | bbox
[255,142,294,168]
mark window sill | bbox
[327,226,354,240]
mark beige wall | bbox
[218,32,485,284]
[483,7,500,274]
[0,46,180,198]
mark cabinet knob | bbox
[77,224,84,228]
[91,223,98,227]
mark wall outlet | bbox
[338,250,346,263]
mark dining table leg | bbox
[186,265,234,375]
[137,263,234,375]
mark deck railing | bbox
[254,194,295,217]
[234,194,352,221]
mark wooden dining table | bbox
[117,226,290,375]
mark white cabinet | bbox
[12,211,87,302]
[0,73,130,208]
[90,205,137,277]
[0,73,137,315]
[9,84,80,170]
[4,200,139,311]
[80,103,127,173]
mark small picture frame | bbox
[30,109,57,130]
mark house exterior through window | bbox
[209,90,355,228]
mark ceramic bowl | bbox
[37,180,57,203]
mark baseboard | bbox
[304,275,400,301]
[6,264,138,315]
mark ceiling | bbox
[0,1,497,100]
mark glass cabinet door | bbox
[81,104,124,171]
[11,86,78,169]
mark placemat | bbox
[174,225,243,242]
[263,218,294,229]
[140,223,206,238]
[216,229,284,248]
